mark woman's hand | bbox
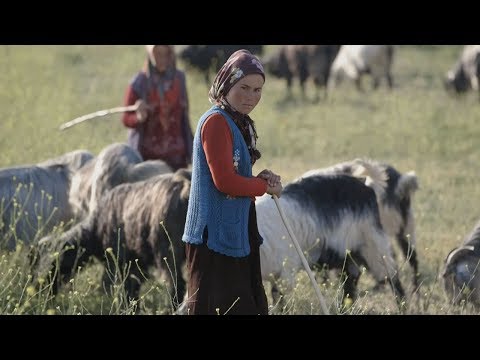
[266,182,283,198]
[257,169,283,198]
[257,169,281,187]
[135,99,150,123]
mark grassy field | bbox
[1,45,480,315]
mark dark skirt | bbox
[184,203,268,315]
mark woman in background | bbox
[122,45,193,170]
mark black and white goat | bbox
[442,219,480,306]
[36,169,191,310]
[304,159,420,289]
[256,165,405,306]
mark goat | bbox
[442,219,480,306]
[68,143,172,220]
[444,45,480,99]
[304,158,420,289]
[328,45,394,91]
[256,169,405,307]
[36,169,191,310]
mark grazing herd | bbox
[178,45,480,101]
[1,142,423,313]
[1,140,478,312]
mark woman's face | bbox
[225,74,264,115]
[151,45,171,73]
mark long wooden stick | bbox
[272,194,330,315]
[59,104,139,131]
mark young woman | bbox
[182,49,283,315]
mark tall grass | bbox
[1,45,480,314]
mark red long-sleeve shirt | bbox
[201,113,268,201]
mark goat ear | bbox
[395,171,419,199]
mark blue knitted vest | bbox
[182,105,252,257]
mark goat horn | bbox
[445,245,475,265]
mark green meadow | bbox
[1,45,479,314]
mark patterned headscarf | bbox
[208,49,265,103]
[208,49,265,165]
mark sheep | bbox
[255,170,405,306]
[0,150,93,250]
[36,169,191,310]
[263,45,340,100]
[328,45,394,91]
[442,219,480,306]
[304,158,420,289]
[68,143,172,220]
[444,45,480,98]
